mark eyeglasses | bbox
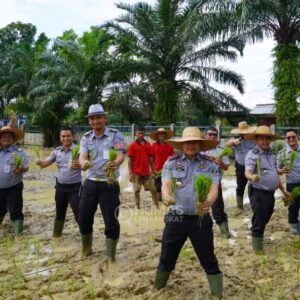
[286,136,297,140]
[207,132,218,137]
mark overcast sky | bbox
[0,0,275,109]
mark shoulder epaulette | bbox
[252,147,259,154]
[84,130,93,137]
[55,146,62,150]
[109,128,118,132]
[168,153,182,161]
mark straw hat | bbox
[244,126,280,141]
[150,128,174,141]
[231,121,257,135]
[167,127,218,151]
[0,126,25,143]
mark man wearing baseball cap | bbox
[79,104,126,260]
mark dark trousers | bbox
[211,184,227,225]
[287,183,300,224]
[154,176,162,193]
[79,179,120,239]
[55,181,81,223]
[0,182,24,221]
[249,186,275,237]
[235,162,248,197]
[158,212,221,275]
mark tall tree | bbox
[104,0,247,124]
[237,0,300,126]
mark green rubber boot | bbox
[0,215,4,225]
[153,270,171,290]
[81,233,93,257]
[53,220,65,237]
[236,196,244,210]
[207,273,223,299]
[252,236,264,254]
[13,220,23,236]
[218,222,231,239]
[106,238,118,262]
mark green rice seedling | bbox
[33,146,41,159]
[289,150,297,170]
[11,153,23,184]
[153,170,162,179]
[194,175,212,215]
[256,156,261,177]
[104,149,118,184]
[71,145,80,160]
[217,147,233,159]
[283,186,300,206]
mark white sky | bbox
[0,0,275,109]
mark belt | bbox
[88,178,107,182]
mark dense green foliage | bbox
[237,0,300,126]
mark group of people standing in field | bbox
[1,104,300,298]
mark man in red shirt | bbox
[128,126,159,209]
[150,128,174,202]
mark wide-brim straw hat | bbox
[0,126,25,143]
[150,128,174,141]
[244,126,280,141]
[231,121,257,135]
[167,127,218,151]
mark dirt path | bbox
[1,161,300,299]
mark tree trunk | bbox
[273,43,300,126]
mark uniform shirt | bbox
[233,139,256,166]
[245,146,279,191]
[80,127,125,180]
[201,147,230,180]
[162,153,220,215]
[46,144,81,184]
[151,141,174,172]
[277,144,300,184]
[0,145,29,189]
[128,140,153,176]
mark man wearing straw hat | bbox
[0,123,28,236]
[225,121,257,210]
[244,126,289,254]
[79,104,125,260]
[153,127,223,298]
[150,128,174,202]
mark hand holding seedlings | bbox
[194,175,213,215]
[104,149,118,184]
[233,138,241,145]
[163,194,176,206]
[81,160,92,171]
[250,174,261,182]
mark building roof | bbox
[250,103,275,115]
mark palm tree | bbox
[237,0,300,126]
[104,0,247,124]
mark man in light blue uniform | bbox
[37,127,81,237]
[277,129,300,234]
[203,127,231,238]
[153,127,223,298]
[79,104,125,260]
[0,125,28,235]
[225,121,256,210]
[244,126,288,253]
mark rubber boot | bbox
[252,236,263,254]
[236,196,244,210]
[13,220,23,236]
[207,273,223,299]
[53,220,65,237]
[0,215,4,225]
[81,233,93,257]
[289,223,300,235]
[218,222,231,239]
[153,270,171,290]
[106,238,118,262]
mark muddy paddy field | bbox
[1,148,300,299]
